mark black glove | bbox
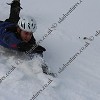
[33,45,46,54]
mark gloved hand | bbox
[33,45,46,53]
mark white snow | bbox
[0,0,100,100]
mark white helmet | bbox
[18,16,37,33]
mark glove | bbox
[33,45,46,53]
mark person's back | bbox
[0,0,46,55]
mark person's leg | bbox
[5,0,21,24]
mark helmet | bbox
[18,16,37,33]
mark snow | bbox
[0,0,100,100]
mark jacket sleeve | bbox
[17,42,46,53]
[5,0,21,24]
[3,32,20,49]
[0,22,20,49]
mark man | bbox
[0,0,46,55]
[0,0,57,76]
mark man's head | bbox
[17,16,37,42]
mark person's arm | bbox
[17,42,46,53]
[17,36,46,53]
[5,0,22,24]
[0,22,20,49]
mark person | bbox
[0,0,57,77]
[0,0,46,56]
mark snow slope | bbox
[0,0,100,100]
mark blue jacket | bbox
[0,22,21,50]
